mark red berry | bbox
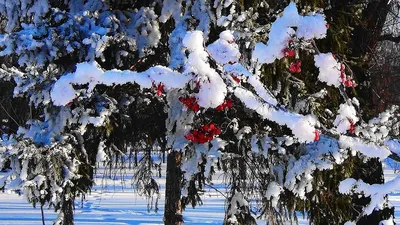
[185,134,195,142]
[231,75,240,83]
[216,99,233,111]
[283,48,296,57]
[209,123,216,131]
[179,96,200,112]
[156,83,164,96]
[192,103,200,112]
[349,120,355,134]
[340,72,346,83]
[314,130,320,141]
[186,124,222,144]
[225,99,233,108]
[289,61,301,73]
[344,79,354,87]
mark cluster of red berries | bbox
[216,99,233,111]
[289,61,302,73]
[340,64,356,88]
[185,123,221,144]
[179,96,200,112]
[283,40,301,73]
[283,39,296,57]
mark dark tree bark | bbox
[164,151,183,225]
[55,197,74,225]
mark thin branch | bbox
[389,152,400,163]
[0,102,20,127]
[205,184,227,199]
[380,34,400,43]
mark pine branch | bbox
[380,34,400,43]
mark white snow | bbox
[385,139,400,155]
[314,53,342,87]
[253,2,327,64]
[339,135,391,160]
[183,31,227,108]
[334,103,359,133]
[247,75,278,106]
[1,161,400,224]
[234,87,317,142]
[339,175,400,216]
[51,62,191,106]
[265,181,283,207]
[207,32,241,65]
[96,141,108,163]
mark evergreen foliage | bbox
[0,1,398,225]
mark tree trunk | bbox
[164,151,183,225]
[62,198,74,225]
[54,197,74,225]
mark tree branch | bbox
[389,152,400,163]
[380,34,400,43]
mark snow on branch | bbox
[285,135,343,199]
[339,176,400,216]
[182,31,227,108]
[207,30,241,65]
[314,53,342,87]
[252,2,327,64]
[51,62,191,106]
[51,31,231,109]
[234,87,317,142]
[247,75,278,106]
[339,135,391,160]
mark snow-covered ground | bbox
[0,160,398,225]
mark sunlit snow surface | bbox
[1,159,399,225]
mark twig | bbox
[205,184,227,198]
[0,102,20,127]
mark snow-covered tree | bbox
[0,1,399,225]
